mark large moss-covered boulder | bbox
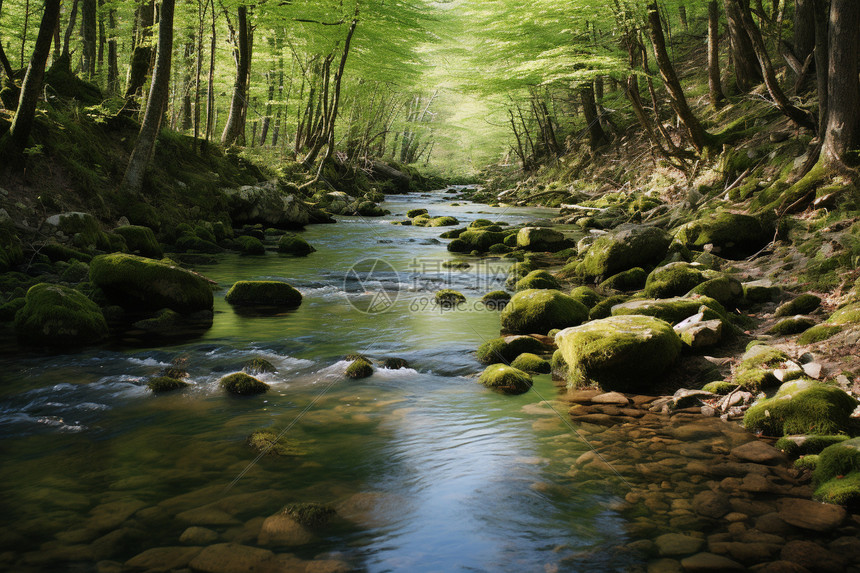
[428,216,459,227]
[277,234,314,256]
[225,281,302,307]
[478,364,533,395]
[515,270,561,291]
[743,381,858,436]
[578,225,672,280]
[611,296,728,325]
[113,225,163,259]
[569,286,603,309]
[476,335,551,364]
[644,262,711,298]
[435,289,466,307]
[224,181,310,229]
[556,315,682,391]
[827,302,860,325]
[775,293,821,317]
[674,212,770,259]
[90,253,214,313]
[516,227,566,251]
[14,283,109,346]
[813,438,860,506]
[501,289,589,334]
[599,267,647,292]
[687,276,744,307]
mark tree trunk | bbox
[259,72,274,145]
[737,1,816,130]
[205,0,215,142]
[679,4,689,30]
[123,1,154,103]
[723,0,763,91]
[21,0,29,68]
[97,0,104,76]
[81,0,96,78]
[221,5,249,146]
[793,0,815,62]
[7,0,62,153]
[121,0,175,194]
[0,23,13,79]
[708,1,726,107]
[107,8,118,92]
[822,0,860,166]
[813,0,830,136]
[62,0,79,57]
[646,3,709,152]
[581,83,609,150]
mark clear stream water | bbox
[0,192,637,571]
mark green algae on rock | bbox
[775,294,821,317]
[481,290,511,309]
[220,372,270,395]
[776,435,851,458]
[243,357,276,374]
[644,262,711,299]
[768,316,816,336]
[478,364,533,395]
[247,430,308,457]
[611,296,728,326]
[234,235,266,255]
[569,286,603,309]
[282,503,337,528]
[599,267,647,292]
[813,438,860,507]
[798,324,843,344]
[90,253,214,313]
[15,283,109,346]
[556,315,682,391]
[516,227,565,251]
[501,289,589,334]
[225,281,302,307]
[510,352,551,374]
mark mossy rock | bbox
[45,212,111,251]
[435,289,466,307]
[456,230,508,252]
[510,352,551,374]
[175,234,222,254]
[739,344,789,371]
[775,294,821,317]
[550,348,568,377]
[476,335,549,365]
[447,238,468,252]
[569,286,603,309]
[278,234,314,256]
[813,437,860,507]
[470,219,494,228]
[590,294,629,320]
[503,234,518,247]
[795,455,819,471]
[14,283,108,347]
[515,270,561,291]
[0,297,25,322]
[505,262,534,286]
[702,381,739,395]
[220,372,269,395]
[0,226,24,272]
[516,227,566,251]
[282,503,337,528]
[244,357,276,374]
[798,324,843,344]
[481,290,510,310]
[60,260,90,283]
[644,262,710,299]
[147,376,190,393]
[814,472,860,507]
[247,430,307,457]
[501,289,589,334]
[776,435,850,458]
[442,260,471,270]
[407,208,429,218]
[114,225,163,259]
[768,316,816,335]
[235,235,266,255]
[382,357,410,369]
[488,243,512,254]
[743,383,858,436]
[478,364,533,395]
[39,242,92,263]
[828,302,860,325]
[90,253,214,313]
[674,212,770,259]
[556,315,682,391]
[735,369,780,392]
[132,308,182,332]
[599,267,647,292]
[687,276,744,307]
[439,227,466,239]
[346,358,373,379]
[225,281,302,307]
[578,225,672,280]
[743,280,782,304]
[428,216,459,227]
[611,296,728,326]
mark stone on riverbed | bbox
[478,364,533,395]
[500,289,589,334]
[220,372,269,395]
[611,296,728,326]
[777,498,846,532]
[674,313,723,348]
[655,533,704,556]
[556,315,682,392]
[742,381,857,436]
[225,280,302,307]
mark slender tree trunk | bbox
[62,0,79,57]
[6,0,61,153]
[793,0,815,62]
[581,83,608,150]
[221,5,249,146]
[121,0,175,194]
[708,1,726,107]
[646,3,709,152]
[205,0,215,142]
[822,0,860,167]
[192,0,205,148]
[52,8,60,59]
[259,72,274,145]
[21,0,29,68]
[107,7,117,92]
[0,12,13,79]
[123,1,154,103]
[81,0,96,78]
[97,0,104,76]
[723,0,763,91]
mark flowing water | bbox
[0,191,641,572]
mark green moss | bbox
[798,324,843,344]
[702,381,739,395]
[478,364,533,395]
[147,376,190,393]
[551,348,568,377]
[501,289,589,334]
[40,242,92,263]
[220,372,269,395]
[828,302,860,325]
[611,296,728,326]
[447,238,468,252]
[515,270,561,291]
[346,358,373,379]
[435,289,466,307]
[510,352,551,374]
[674,212,769,259]
[247,430,308,457]
[225,280,302,307]
[113,225,163,258]
[814,471,860,507]
[382,357,409,369]
[442,260,471,270]
[516,227,566,251]
[0,297,25,322]
[60,260,90,283]
[578,225,672,280]
[739,345,789,370]
[743,384,858,436]
[589,294,630,320]
[795,455,819,471]
[0,226,24,272]
[456,230,508,252]
[735,369,780,392]
[775,293,821,317]
[569,286,603,309]
[481,290,510,310]
[133,308,182,332]
[14,283,108,346]
[235,235,266,255]
[813,437,860,483]
[277,234,314,256]
[283,503,336,528]
[470,218,494,228]
[243,357,276,374]
[644,262,709,298]
[476,335,549,364]
[687,276,744,307]
[599,267,647,291]
[407,208,428,218]
[503,234,518,247]
[768,316,816,335]
[556,315,682,391]
[743,281,781,304]
[776,435,850,458]
[429,216,459,227]
[439,227,466,239]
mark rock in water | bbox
[500,289,589,334]
[224,181,310,229]
[478,364,533,395]
[516,227,566,251]
[556,315,682,391]
[224,280,302,307]
[14,283,109,346]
